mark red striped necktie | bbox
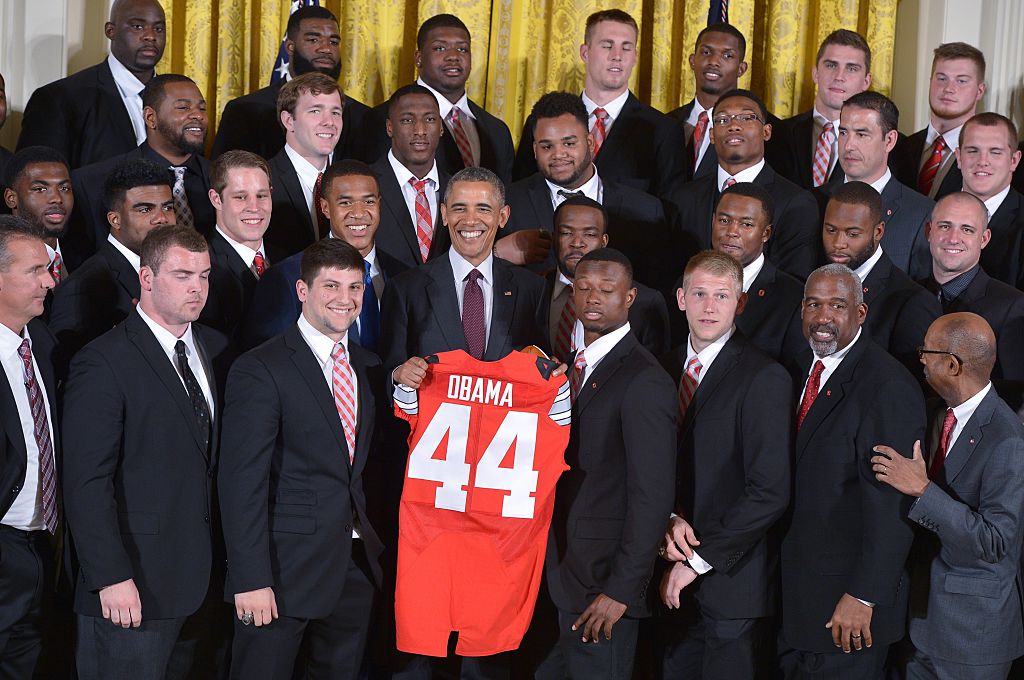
[812,122,835,187]
[592,108,610,157]
[331,342,357,462]
[918,135,947,197]
[448,106,476,169]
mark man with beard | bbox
[780,264,923,680]
[18,0,166,169]
[503,91,673,294]
[211,5,370,162]
[68,74,212,268]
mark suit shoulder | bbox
[504,261,546,292]
[469,100,512,134]
[349,341,382,368]
[193,323,232,355]
[222,85,277,110]
[32,62,105,96]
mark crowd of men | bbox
[0,0,1023,679]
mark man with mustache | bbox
[212,5,370,163]
[18,0,167,169]
[780,263,924,680]
[68,74,213,268]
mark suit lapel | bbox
[528,175,555,229]
[681,336,742,433]
[795,337,868,457]
[102,243,142,301]
[575,333,635,414]
[739,260,777,329]
[376,159,426,264]
[941,391,997,483]
[426,258,468,351]
[350,348,375,477]
[97,61,137,149]
[284,326,350,462]
[486,261,514,361]
[275,155,316,241]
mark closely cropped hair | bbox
[932,42,986,81]
[529,91,589,135]
[933,191,990,227]
[830,181,883,226]
[387,84,438,117]
[842,91,899,135]
[416,13,470,49]
[0,215,45,271]
[103,159,173,212]
[210,150,271,196]
[4,146,68,189]
[960,112,1018,151]
[554,195,609,233]
[695,22,746,60]
[140,225,208,273]
[816,29,872,74]
[577,247,634,286]
[584,9,638,43]
[444,167,506,207]
[714,183,774,224]
[682,250,743,296]
[299,238,364,285]
[277,72,342,120]
[286,5,336,40]
[940,313,997,378]
[808,263,864,306]
[321,159,380,198]
[141,74,198,112]
[713,88,768,122]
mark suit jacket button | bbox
[203,513,210,523]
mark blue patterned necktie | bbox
[357,259,380,351]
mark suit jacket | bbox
[265,149,324,258]
[771,110,845,190]
[200,232,284,342]
[49,240,141,378]
[370,156,452,271]
[545,331,676,617]
[662,330,792,619]
[735,258,806,363]
[981,187,1024,288]
[514,92,686,199]
[665,163,821,280]
[17,60,138,170]
[218,325,386,618]
[665,100,718,183]
[379,253,546,378]
[62,311,232,619]
[781,333,924,653]
[210,82,372,162]
[893,129,963,201]
[906,389,1024,665]
[504,172,676,294]
[359,93,515,186]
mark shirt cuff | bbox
[855,597,875,608]
[688,550,713,575]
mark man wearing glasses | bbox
[666,89,820,281]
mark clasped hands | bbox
[658,516,700,608]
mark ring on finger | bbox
[241,611,254,626]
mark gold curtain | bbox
[158,0,896,148]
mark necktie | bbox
[929,408,957,479]
[591,107,610,157]
[796,360,825,430]
[448,106,476,169]
[18,340,57,534]
[357,259,380,352]
[313,171,330,238]
[812,122,835,187]
[170,166,195,230]
[678,356,702,422]
[251,251,266,279]
[557,189,583,202]
[174,340,211,451]
[462,269,485,360]
[722,177,737,191]
[571,351,587,400]
[331,342,357,463]
[719,0,730,21]
[410,178,434,263]
[553,284,575,361]
[918,135,947,197]
[49,251,63,285]
[692,110,709,171]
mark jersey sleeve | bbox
[393,382,419,426]
[548,377,571,427]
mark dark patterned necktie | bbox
[175,340,211,450]
[462,269,485,359]
[18,339,57,533]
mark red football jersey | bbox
[393,349,571,657]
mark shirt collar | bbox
[579,321,631,370]
[717,158,766,190]
[812,106,840,130]
[854,245,885,282]
[448,247,493,286]
[215,226,263,268]
[846,166,892,194]
[951,381,992,423]
[981,184,1012,217]
[107,53,146,100]
[686,98,710,126]
[741,253,766,293]
[0,321,29,357]
[582,89,630,122]
[926,123,963,152]
[685,325,734,376]
[136,303,194,354]
[545,166,602,204]
[297,310,349,366]
[813,326,862,366]
[284,143,330,186]
[416,77,474,122]
[107,233,142,272]
[387,149,440,185]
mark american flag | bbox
[270,0,322,85]
[707,0,729,25]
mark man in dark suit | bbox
[17,0,166,169]
[665,89,821,280]
[893,43,986,201]
[871,313,1024,679]
[542,195,669,359]
[50,158,174,375]
[266,72,344,257]
[67,73,213,268]
[781,264,924,679]
[218,238,385,680]
[535,247,675,680]
[502,91,673,293]
[773,30,872,190]
[513,10,685,198]
[358,14,515,185]
[242,159,408,350]
[919,192,1024,410]
[0,216,60,679]
[657,250,792,678]
[958,112,1024,288]
[822,182,940,377]
[371,84,452,271]
[211,5,370,162]
[63,225,231,679]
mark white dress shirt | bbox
[417,77,480,166]
[546,167,604,207]
[284,143,330,231]
[388,150,441,236]
[686,98,713,170]
[853,245,885,283]
[107,54,148,145]
[449,248,494,348]
[575,322,631,383]
[717,158,766,191]
[215,226,265,272]
[981,184,1011,219]
[947,381,992,451]
[136,305,214,416]
[44,242,64,273]
[582,89,630,136]
[0,324,55,531]
[847,167,892,195]
[107,233,141,273]
[741,253,766,294]
[799,327,862,404]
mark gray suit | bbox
[906,388,1024,676]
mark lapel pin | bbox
[969,438,975,445]
[591,382,597,389]
[886,209,893,216]
[504,290,512,296]
[863,287,869,294]
[825,389,832,397]
[758,289,765,297]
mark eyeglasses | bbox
[712,113,764,127]
[916,347,964,367]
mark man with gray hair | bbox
[779,263,925,679]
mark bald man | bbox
[872,313,1024,679]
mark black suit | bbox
[514,92,686,199]
[781,334,923,676]
[665,100,717,183]
[17,60,138,169]
[370,156,451,271]
[736,258,806,363]
[265,149,324,258]
[659,330,792,677]
[666,163,821,280]
[893,129,962,201]
[218,325,385,679]
[200,231,284,342]
[771,110,844,189]
[211,82,371,162]
[981,187,1024,288]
